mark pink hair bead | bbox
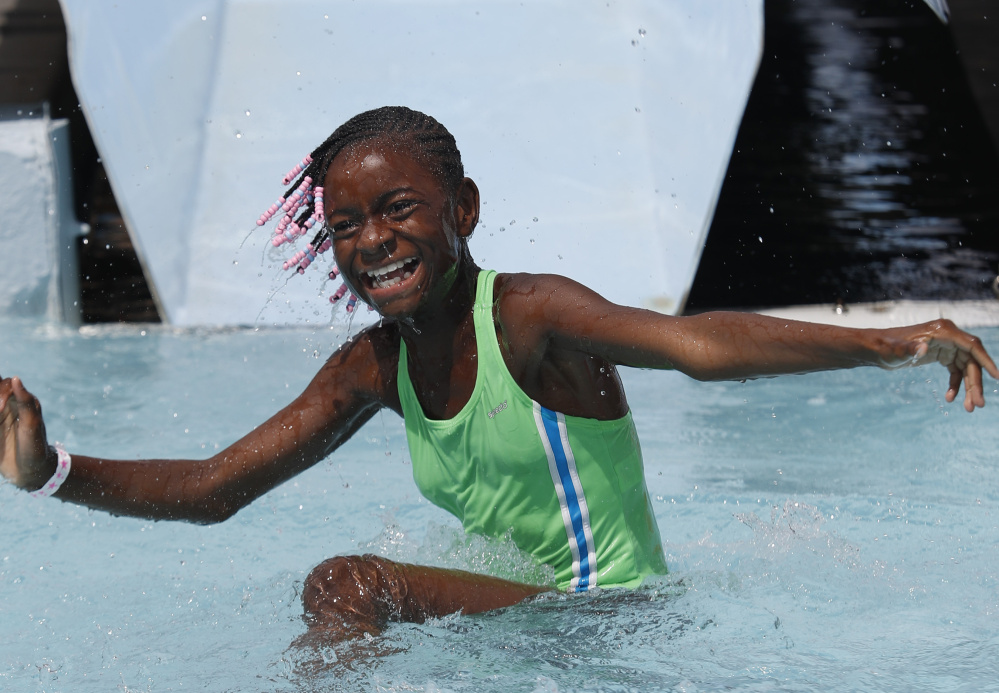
[330,283,350,303]
[281,177,312,212]
[256,197,286,225]
[282,154,313,185]
[282,250,306,271]
[313,187,324,219]
[288,185,310,210]
[328,266,340,280]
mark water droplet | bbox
[769,205,774,213]
[533,217,538,222]
[499,227,506,233]
[509,219,516,225]
[631,39,638,46]
[600,390,606,396]
[232,260,238,266]
[758,236,763,243]
[529,239,535,244]
[638,28,646,37]
[235,131,242,139]
[886,140,892,147]
[245,109,251,116]
[201,15,207,21]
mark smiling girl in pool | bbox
[2,106,995,640]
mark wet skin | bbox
[321,140,628,422]
[1,141,996,508]
[1,140,997,642]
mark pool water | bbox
[2,317,998,691]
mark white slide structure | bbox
[0,114,82,322]
[55,0,764,326]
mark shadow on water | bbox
[687,0,999,311]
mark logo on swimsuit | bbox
[487,400,508,419]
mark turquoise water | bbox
[2,317,998,691]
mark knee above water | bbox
[304,555,365,598]
[302,554,405,615]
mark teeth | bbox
[365,258,416,290]
[374,276,402,289]
[365,259,408,279]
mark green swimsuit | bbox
[397,270,667,592]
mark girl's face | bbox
[323,142,472,319]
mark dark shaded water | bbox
[686,0,999,311]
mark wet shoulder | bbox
[491,272,581,368]
[317,320,403,414]
[493,272,595,333]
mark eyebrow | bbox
[325,186,420,218]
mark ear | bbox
[453,177,480,239]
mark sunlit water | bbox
[2,317,998,691]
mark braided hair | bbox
[255,107,468,310]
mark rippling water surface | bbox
[688,0,999,310]
[2,318,998,691]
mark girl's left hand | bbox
[881,319,999,412]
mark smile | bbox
[364,257,420,290]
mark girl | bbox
[1,107,995,640]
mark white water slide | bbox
[59,0,764,326]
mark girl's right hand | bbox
[0,375,53,491]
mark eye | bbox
[385,199,417,218]
[328,219,359,239]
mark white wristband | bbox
[29,443,71,499]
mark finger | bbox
[970,340,999,381]
[0,378,16,419]
[945,367,961,403]
[949,332,999,380]
[10,378,42,425]
[10,378,37,409]
[963,360,984,412]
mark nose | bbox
[356,219,395,258]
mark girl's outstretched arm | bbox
[501,273,998,412]
[0,325,400,523]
